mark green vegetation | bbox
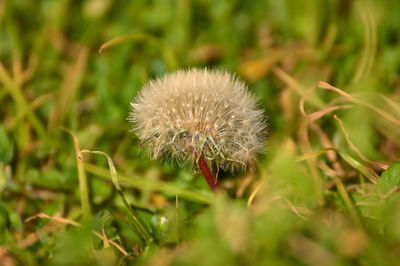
[1,0,400,265]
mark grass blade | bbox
[80,150,154,244]
[84,163,212,204]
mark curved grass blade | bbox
[80,150,154,244]
[297,147,378,184]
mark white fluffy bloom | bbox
[129,68,267,172]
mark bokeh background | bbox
[1,0,400,265]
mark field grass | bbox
[1,0,400,265]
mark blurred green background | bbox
[1,0,400,265]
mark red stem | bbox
[197,155,220,192]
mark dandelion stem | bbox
[196,155,220,192]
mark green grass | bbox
[1,0,400,265]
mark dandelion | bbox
[129,68,267,191]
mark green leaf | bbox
[377,162,400,195]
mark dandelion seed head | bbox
[129,68,268,172]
